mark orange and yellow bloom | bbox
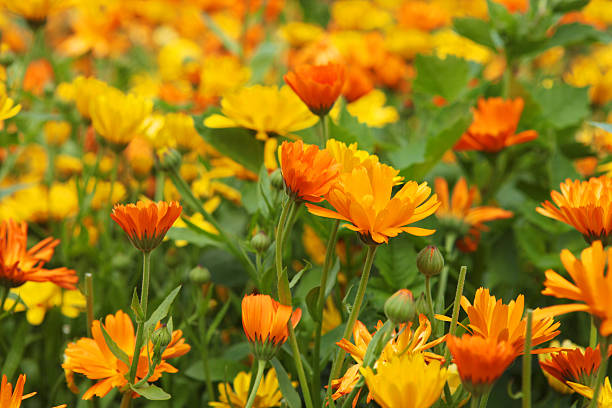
[540,346,606,389]
[284,63,345,116]
[537,176,612,244]
[0,375,35,408]
[110,201,182,252]
[454,97,537,152]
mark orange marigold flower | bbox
[241,294,302,360]
[538,241,612,336]
[536,176,612,245]
[23,59,54,96]
[435,177,513,252]
[450,287,560,357]
[0,219,78,290]
[279,140,340,203]
[62,310,190,400]
[447,334,516,396]
[494,0,528,13]
[284,63,345,116]
[110,201,182,252]
[540,346,608,389]
[306,160,439,244]
[454,97,537,152]
[0,374,36,408]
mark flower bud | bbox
[270,168,284,191]
[152,325,173,350]
[159,147,182,172]
[416,245,444,277]
[189,265,211,285]
[251,231,271,253]
[44,120,71,147]
[384,289,416,324]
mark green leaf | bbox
[290,261,311,289]
[144,286,181,335]
[99,323,130,366]
[413,55,472,102]
[131,289,144,322]
[373,236,419,290]
[184,358,243,382]
[270,358,302,408]
[130,383,171,400]
[306,286,320,321]
[0,183,31,200]
[249,42,279,84]
[530,83,589,129]
[165,226,222,248]
[452,17,496,49]
[328,106,374,150]
[362,320,393,368]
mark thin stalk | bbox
[443,266,467,364]
[522,309,533,408]
[470,395,481,408]
[155,171,164,201]
[244,360,266,408]
[275,198,295,306]
[128,251,152,383]
[436,234,456,314]
[312,219,341,406]
[85,273,94,337]
[425,276,436,331]
[288,324,314,408]
[326,245,378,400]
[317,116,328,147]
[479,390,490,408]
[590,334,610,408]
[590,316,598,349]
[0,286,8,314]
[119,392,132,408]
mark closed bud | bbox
[152,325,172,349]
[417,245,444,277]
[415,292,428,317]
[189,265,211,285]
[159,147,182,172]
[384,289,416,324]
[270,169,284,191]
[251,231,271,253]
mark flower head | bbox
[0,219,78,290]
[435,177,513,251]
[284,63,345,116]
[0,83,21,122]
[0,375,35,408]
[538,241,612,336]
[447,334,516,396]
[568,377,612,406]
[540,345,606,389]
[241,294,302,360]
[110,201,182,253]
[307,161,439,244]
[279,140,340,203]
[2,0,72,21]
[454,97,537,152]
[361,352,447,408]
[537,176,612,245]
[209,369,294,408]
[62,310,190,400]
[69,76,109,119]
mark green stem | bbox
[522,309,533,408]
[590,334,610,408]
[275,198,295,306]
[128,251,152,383]
[436,234,456,315]
[85,273,94,337]
[288,324,314,408]
[244,360,266,408]
[590,316,598,349]
[479,390,491,408]
[444,266,467,364]
[155,170,164,202]
[119,391,132,408]
[471,395,481,408]
[317,116,328,147]
[425,276,436,331]
[0,286,8,314]
[312,219,341,407]
[326,245,378,401]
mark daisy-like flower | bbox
[446,287,560,357]
[284,63,345,116]
[68,76,109,119]
[361,352,447,408]
[568,377,612,406]
[332,315,445,402]
[209,369,294,408]
[453,97,537,152]
[306,160,439,244]
[537,176,612,245]
[0,83,21,122]
[110,201,182,253]
[279,140,340,203]
[0,375,35,408]
[0,219,78,290]
[435,177,513,252]
[62,310,190,400]
[1,0,72,22]
[446,334,517,397]
[538,241,612,336]
[241,294,302,361]
[540,345,607,390]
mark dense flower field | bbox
[1,0,612,407]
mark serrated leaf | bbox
[130,383,171,400]
[270,358,302,408]
[99,323,130,366]
[144,286,181,335]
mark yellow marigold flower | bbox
[302,224,326,265]
[157,38,201,82]
[4,281,85,325]
[1,0,72,21]
[565,51,612,105]
[344,89,399,127]
[43,120,71,146]
[0,185,48,222]
[199,55,250,99]
[432,0,487,18]
[172,208,220,248]
[322,296,342,334]
[49,181,78,220]
[568,377,612,407]
[209,368,294,408]
[279,22,324,48]
[385,28,433,60]
[159,112,205,153]
[124,137,154,179]
[87,180,126,210]
[0,83,20,122]
[331,0,392,30]
[55,154,82,179]
[70,76,109,119]
[434,29,492,64]
[91,87,153,150]
[203,85,318,140]
[361,352,447,408]
[584,0,612,25]
[9,144,47,183]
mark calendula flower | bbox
[0,83,20,121]
[0,219,78,290]
[279,22,324,47]
[284,63,345,116]
[361,352,447,408]
[199,55,251,100]
[209,369,294,408]
[0,374,35,408]
[63,310,190,400]
[454,97,538,152]
[69,76,109,119]
[537,176,612,245]
[90,87,153,150]
[111,201,182,253]
[568,377,612,406]
[241,294,302,360]
[434,29,492,64]
[331,0,392,30]
[124,137,154,179]
[158,112,205,153]
[435,177,513,252]
[495,0,528,12]
[44,121,71,147]
[306,160,439,244]
[279,140,340,203]
[446,334,516,397]
[203,85,318,141]
[48,181,79,220]
[565,50,612,106]
[538,241,612,336]
[538,340,579,394]
[1,0,72,21]
[540,345,606,391]
[397,1,450,31]
[87,180,126,210]
[23,59,53,96]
